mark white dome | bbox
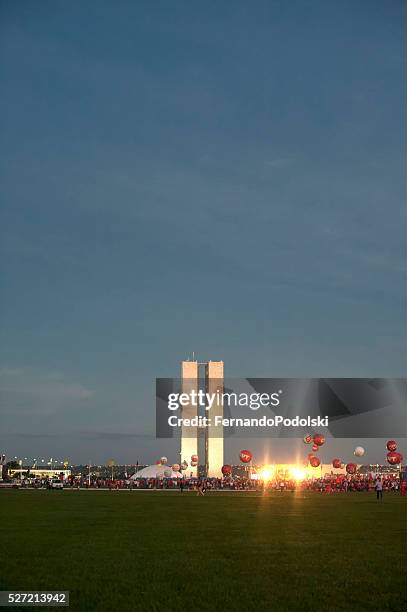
[131,464,183,479]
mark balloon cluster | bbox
[329,445,364,473]
[154,455,201,476]
[303,433,325,468]
[386,440,403,466]
[305,435,367,473]
[171,455,199,471]
[221,449,254,479]
[222,439,404,482]
[328,440,405,473]
[159,437,404,482]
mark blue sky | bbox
[1,1,406,464]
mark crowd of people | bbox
[300,474,405,495]
[16,472,407,496]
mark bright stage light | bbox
[290,467,306,481]
[260,466,274,481]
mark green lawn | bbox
[1,490,406,611]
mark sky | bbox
[1,1,407,465]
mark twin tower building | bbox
[180,360,224,478]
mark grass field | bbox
[1,490,406,611]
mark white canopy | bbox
[130,464,183,479]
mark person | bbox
[375,477,383,500]
[197,480,206,496]
[180,478,184,493]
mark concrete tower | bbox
[180,359,224,478]
[180,360,199,477]
[205,361,224,477]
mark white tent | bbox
[130,464,182,479]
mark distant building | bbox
[180,359,224,478]
[8,467,71,479]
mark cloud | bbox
[0,367,93,417]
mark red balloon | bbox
[221,464,232,475]
[332,458,342,469]
[346,463,357,474]
[386,440,397,452]
[310,456,320,468]
[313,434,325,446]
[312,444,319,452]
[387,451,401,466]
[303,434,313,444]
[307,452,314,460]
[239,450,253,463]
